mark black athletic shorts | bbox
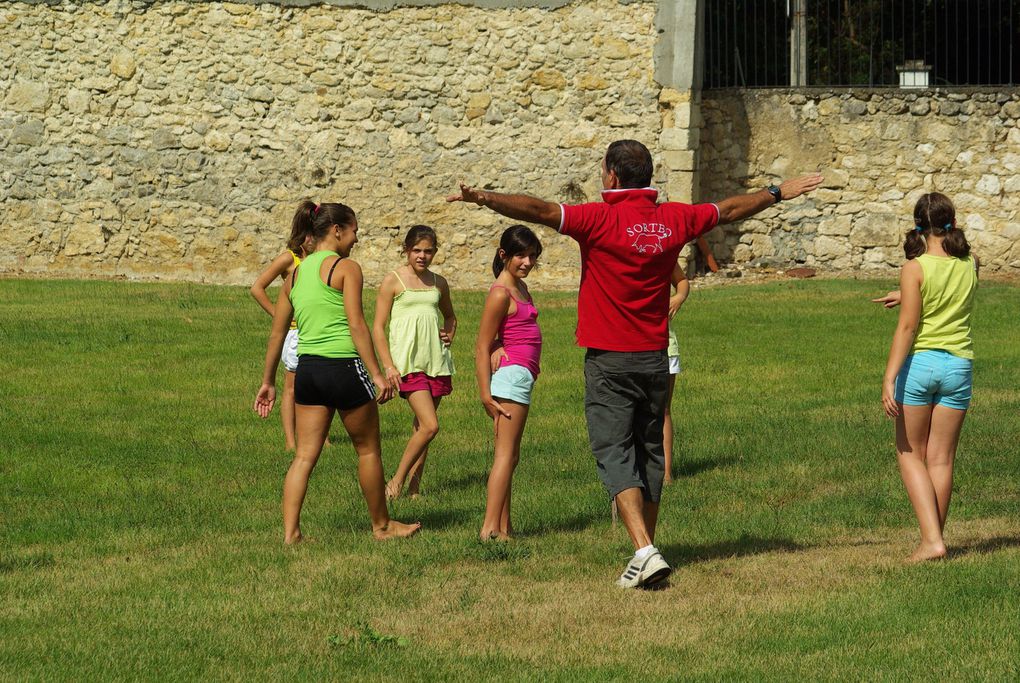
[294,355,376,410]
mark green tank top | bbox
[290,250,358,358]
[387,271,454,377]
[911,253,977,360]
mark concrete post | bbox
[654,0,704,267]
[790,0,808,86]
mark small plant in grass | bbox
[473,539,533,562]
[327,621,409,650]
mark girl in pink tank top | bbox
[474,225,543,541]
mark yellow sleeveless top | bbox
[911,254,977,360]
[289,250,301,330]
[387,271,454,377]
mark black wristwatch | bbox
[767,185,782,204]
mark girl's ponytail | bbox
[288,200,317,253]
[903,227,927,260]
[942,224,971,259]
[291,200,317,251]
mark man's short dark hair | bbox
[605,140,653,188]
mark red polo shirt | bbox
[559,188,719,351]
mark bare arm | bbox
[253,277,295,418]
[371,273,402,390]
[338,259,394,404]
[250,251,294,316]
[669,263,690,318]
[475,287,512,419]
[872,290,901,309]
[881,260,923,417]
[446,184,561,230]
[436,274,458,346]
[715,174,824,225]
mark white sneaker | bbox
[616,551,671,589]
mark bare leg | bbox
[896,403,946,562]
[480,400,528,541]
[339,401,421,540]
[663,374,677,484]
[499,475,516,537]
[407,397,442,498]
[283,404,333,544]
[926,404,968,532]
[614,487,654,550]
[386,392,441,500]
[643,501,660,544]
[281,370,297,452]
[405,441,427,498]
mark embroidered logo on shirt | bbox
[627,223,672,254]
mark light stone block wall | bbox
[0,0,662,288]
[699,89,1020,273]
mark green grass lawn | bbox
[1,277,1018,680]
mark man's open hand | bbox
[446,184,486,206]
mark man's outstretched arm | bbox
[446,184,561,230]
[715,174,824,224]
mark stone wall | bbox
[0,0,662,288]
[5,2,1018,286]
[699,89,1020,273]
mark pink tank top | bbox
[492,285,542,378]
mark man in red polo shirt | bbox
[448,140,822,588]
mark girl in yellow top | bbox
[878,192,978,563]
[250,221,314,451]
[663,261,690,485]
[372,226,457,500]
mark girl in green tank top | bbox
[877,192,978,564]
[372,225,458,500]
[254,200,421,544]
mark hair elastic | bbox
[943,222,952,230]
[913,225,924,232]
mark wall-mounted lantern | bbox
[896,60,932,88]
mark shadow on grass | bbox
[525,509,605,536]
[400,505,475,532]
[672,455,740,479]
[434,471,488,492]
[950,535,1020,558]
[0,551,56,574]
[660,535,809,567]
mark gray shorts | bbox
[583,349,669,503]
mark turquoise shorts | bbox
[895,350,973,410]
[490,364,536,405]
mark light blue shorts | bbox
[490,364,536,405]
[895,350,973,410]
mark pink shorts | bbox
[399,372,452,399]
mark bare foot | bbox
[409,493,423,501]
[284,532,305,545]
[664,476,674,485]
[479,530,510,542]
[384,479,401,502]
[373,520,421,540]
[906,541,947,564]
